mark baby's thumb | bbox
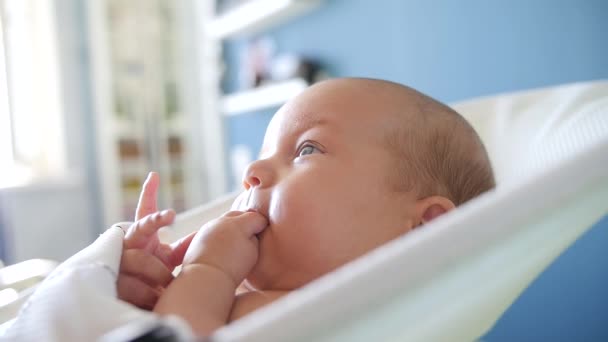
[168,231,197,267]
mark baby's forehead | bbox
[258,79,424,152]
[259,111,330,156]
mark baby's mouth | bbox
[231,190,252,211]
[249,207,271,235]
[232,190,271,226]
[234,190,264,211]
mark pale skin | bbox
[117,172,197,310]
[119,174,283,330]
[118,79,457,336]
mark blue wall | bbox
[485,215,608,341]
[223,0,608,165]
[222,0,608,339]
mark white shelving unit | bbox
[211,0,323,116]
[221,78,308,115]
[207,0,323,39]
[87,0,212,226]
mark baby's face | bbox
[240,80,418,290]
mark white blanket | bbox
[0,225,193,341]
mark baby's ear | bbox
[415,196,455,226]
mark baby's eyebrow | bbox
[259,118,330,158]
[296,117,329,133]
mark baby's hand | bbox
[182,210,268,287]
[117,172,195,309]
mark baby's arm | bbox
[154,210,268,336]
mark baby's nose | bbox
[242,159,273,190]
[245,174,261,188]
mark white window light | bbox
[0,0,66,186]
[0,12,13,175]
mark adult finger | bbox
[117,274,161,310]
[135,172,159,221]
[120,249,174,288]
[125,210,176,249]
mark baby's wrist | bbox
[181,263,238,289]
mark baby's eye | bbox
[297,144,321,157]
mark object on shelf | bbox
[121,176,144,193]
[170,169,184,185]
[240,36,276,89]
[239,36,324,90]
[208,0,324,39]
[118,138,141,159]
[167,136,183,156]
[221,78,308,115]
[269,53,322,84]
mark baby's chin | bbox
[247,231,273,289]
[249,228,302,290]
[245,267,272,291]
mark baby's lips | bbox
[245,207,269,222]
[230,190,269,224]
[230,190,251,211]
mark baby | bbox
[117,78,495,336]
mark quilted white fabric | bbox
[452,80,608,184]
[0,225,194,341]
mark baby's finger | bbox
[117,274,161,310]
[121,249,174,288]
[237,211,269,236]
[167,231,197,267]
[135,172,159,221]
[125,210,176,248]
[222,210,245,218]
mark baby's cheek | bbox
[268,181,307,225]
[269,184,322,236]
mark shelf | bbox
[112,119,136,140]
[207,0,323,39]
[221,78,308,115]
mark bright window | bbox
[0,13,13,174]
[0,0,65,187]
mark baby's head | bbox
[240,78,495,291]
